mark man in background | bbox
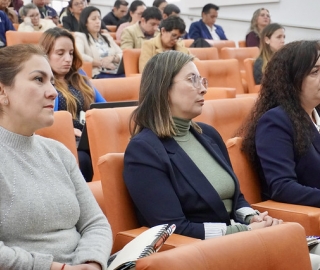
[102,0,128,26]
[32,0,59,25]
[189,3,227,40]
[162,3,180,20]
[0,10,15,48]
[121,6,162,50]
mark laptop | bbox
[100,57,125,75]
[77,101,138,151]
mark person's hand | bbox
[65,264,101,270]
[249,218,283,230]
[74,128,82,137]
[23,16,32,25]
[101,56,117,70]
[250,211,269,223]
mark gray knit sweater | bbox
[0,126,112,270]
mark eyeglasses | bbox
[173,74,208,90]
[170,32,183,41]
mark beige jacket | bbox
[120,22,159,50]
[18,18,56,32]
[75,32,123,77]
[139,33,190,73]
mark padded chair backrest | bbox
[188,47,219,60]
[82,61,93,78]
[205,87,236,100]
[182,39,194,47]
[207,40,236,57]
[238,40,246,47]
[135,223,312,270]
[106,25,117,32]
[35,111,78,163]
[220,47,260,71]
[194,97,256,142]
[90,76,140,102]
[244,58,260,93]
[85,106,136,180]
[98,153,139,240]
[123,48,141,77]
[13,23,19,30]
[195,59,245,94]
[6,30,43,45]
[226,137,261,204]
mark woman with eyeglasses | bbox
[62,0,87,32]
[124,51,282,241]
[246,8,270,47]
[115,0,146,41]
[18,3,56,32]
[139,15,189,73]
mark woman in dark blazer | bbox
[124,51,281,240]
[241,40,320,207]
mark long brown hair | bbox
[39,27,94,118]
[258,23,284,72]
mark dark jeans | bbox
[93,73,125,79]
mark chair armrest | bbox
[112,227,201,254]
[252,200,320,235]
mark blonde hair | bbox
[249,8,270,37]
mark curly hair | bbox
[238,40,320,169]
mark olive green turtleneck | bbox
[172,117,248,234]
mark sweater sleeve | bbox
[0,243,54,270]
[75,33,94,63]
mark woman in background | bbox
[246,8,270,47]
[75,6,124,79]
[18,3,56,32]
[253,23,285,84]
[0,43,111,269]
[116,0,146,41]
[62,0,87,31]
[152,0,167,17]
[139,16,189,72]
[40,27,106,182]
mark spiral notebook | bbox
[107,224,176,270]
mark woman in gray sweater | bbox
[0,44,112,269]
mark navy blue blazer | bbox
[124,123,250,240]
[189,19,227,40]
[256,106,320,207]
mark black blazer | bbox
[123,122,250,239]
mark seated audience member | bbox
[124,50,282,239]
[62,0,87,31]
[189,3,227,41]
[9,0,23,13]
[0,43,112,269]
[241,40,320,209]
[253,23,285,84]
[163,3,180,19]
[102,0,128,26]
[152,0,167,17]
[246,8,270,47]
[40,27,106,182]
[18,3,56,32]
[0,10,15,47]
[120,6,162,49]
[75,6,124,79]
[116,0,146,41]
[33,0,59,25]
[139,16,189,72]
[0,0,18,24]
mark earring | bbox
[3,99,8,105]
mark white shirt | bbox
[312,109,320,132]
[206,24,221,40]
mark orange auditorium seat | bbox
[238,40,246,47]
[182,39,194,47]
[244,58,261,93]
[188,47,219,60]
[106,25,117,32]
[205,40,236,57]
[90,76,140,102]
[6,30,43,45]
[123,48,141,77]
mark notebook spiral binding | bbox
[137,224,176,259]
